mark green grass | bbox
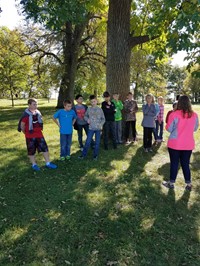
[0,98,200,266]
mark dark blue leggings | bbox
[168,148,192,184]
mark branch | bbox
[129,35,159,48]
[78,52,106,65]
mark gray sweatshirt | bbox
[141,104,156,128]
[84,106,105,130]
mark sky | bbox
[0,0,188,67]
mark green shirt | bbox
[112,99,123,121]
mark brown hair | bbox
[63,99,72,105]
[177,95,193,118]
[28,98,37,105]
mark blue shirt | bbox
[53,109,77,134]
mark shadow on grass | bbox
[0,138,200,265]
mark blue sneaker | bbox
[46,162,57,169]
[32,164,40,171]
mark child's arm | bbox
[132,102,138,113]
[72,111,77,125]
[119,101,123,110]
[100,109,106,127]
[20,121,26,134]
[52,117,61,128]
[84,109,90,124]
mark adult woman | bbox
[163,95,199,191]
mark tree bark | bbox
[56,20,89,108]
[106,0,131,101]
[106,0,159,101]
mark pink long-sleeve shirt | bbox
[166,110,199,150]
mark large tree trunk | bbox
[106,0,158,101]
[106,0,131,101]
[56,21,89,108]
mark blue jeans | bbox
[82,130,101,158]
[115,120,122,143]
[156,120,163,140]
[168,148,192,184]
[60,134,72,157]
[77,124,89,148]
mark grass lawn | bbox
[0,98,200,266]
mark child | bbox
[101,91,117,150]
[165,101,178,124]
[74,94,89,151]
[53,100,77,161]
[19,98,57,171]
[156,96,165,142]
[79,95,105,160]
[124,92,138,143]
[141,94,156,152]
[112,93,123,144]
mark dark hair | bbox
[177,95,193,118]
[89,95,96,100]
[103,91,110,97]
[127,92,133,96]
[75,94,83,100]
[28,98,37,105]
[63,99,72,105]
[172,101,178,108]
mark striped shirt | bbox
[157,105,164,122]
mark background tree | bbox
[106,0,200,100]
[0,27,33,106]
[184,65,200,103]
[19,0,107,107]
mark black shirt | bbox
[101,101,116,121]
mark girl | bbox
[163,95,199,191]
[141,94,156,152]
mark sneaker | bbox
[78,155,85,159]
[32,164,40,171]
[80,147,84,152]
[148,148,153,152]
[66,156,71,160]
[162,181,174,189]
[46,162,57,169]
[60,156,65,161]
[185,184,192,191]
[144,148,148,152]
[93,156,98,161]
[125,141,130,145]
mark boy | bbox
[112,93,123,144]
[74,94,89,151]
[101,91,117,150]
[53,100,77,161]
[19,98,57,171]
[79,95,105,160]
[123,92,138,143]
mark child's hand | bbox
[87,119,90,124]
